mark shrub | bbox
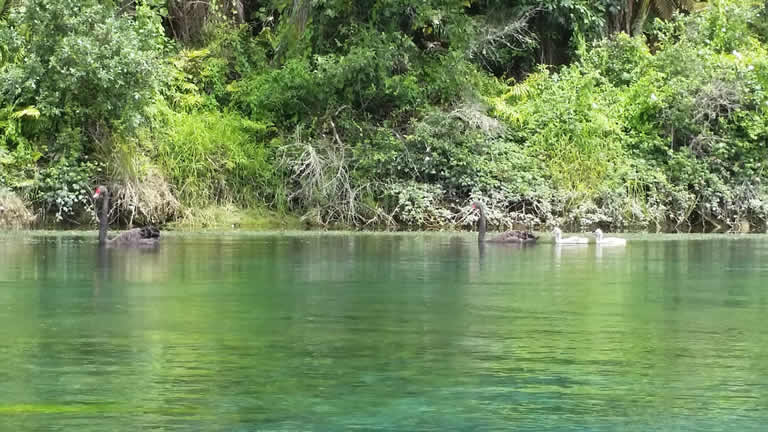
[505,67,626,201]
[230,58,324,125]
[36,157,100,223]
[385,182,452,228]
[0,0,163,146]
[579,32,652,87]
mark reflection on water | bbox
[1,233,768,431]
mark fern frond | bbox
[11,106,41,120]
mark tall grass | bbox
[97,134,180,226]
[153,106,277,209]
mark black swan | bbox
[471,201,537,244]
[93,186,160,247]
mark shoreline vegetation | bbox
[2,0,768,233]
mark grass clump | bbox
[153,106,277,209]
[0,188,34,229]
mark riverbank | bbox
[0,198,303,232]
[2,189,766,234]
[3,229,768,246]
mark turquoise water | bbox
[1,232,767,431]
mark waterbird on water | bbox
[593,228,627,246]
[471,201,537,244]
[93,185,161,247]
[552,227,589,244]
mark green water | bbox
[1,233,767,431]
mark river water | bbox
[0,232,767,431]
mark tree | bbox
[608,0,700,36]
[164,0,246,44]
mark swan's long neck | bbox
[477,206,487,243]
[99,190,109,246]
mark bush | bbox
[385,182,452,228]
[501,66,626,201]
[230,58,324,125]
[36,157,100,223]
[0,0,163,145]
[165,24,267,111]
[579,32,651,87]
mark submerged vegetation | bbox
[1,0,767,232]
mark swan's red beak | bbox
[93,188,101,199]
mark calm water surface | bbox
[1,232,767,431]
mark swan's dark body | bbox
[486,229,538,243]
[471,201,537,244]
[106,226,160,246]
[94,186,160,247]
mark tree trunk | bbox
[167,0,210,44]
[625,0,633,34]
[234,0,245,24]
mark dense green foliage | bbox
[1,0,767,232]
